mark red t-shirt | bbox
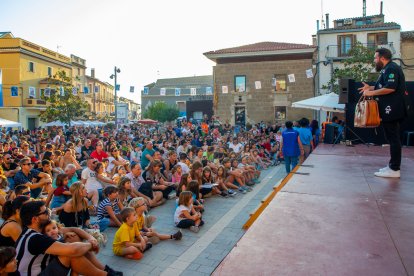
[54,186,69,196]
[90,150,109,162]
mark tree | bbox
[323,42,378,93]
[142,102,179,123]
[40,70,90,126]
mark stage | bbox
[213,144,414,276]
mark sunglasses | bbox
[36,208,50,216]
[23,191,31,195]
[22,163,34,166]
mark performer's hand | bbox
[363,90,374,97]
[358,82,370,93]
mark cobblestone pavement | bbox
[96,165,285,276]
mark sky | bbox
[1,0,413,104]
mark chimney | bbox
[380,1,383,15]
[363,0,366,17]
[325,13,330,29]
[91,68,95,78]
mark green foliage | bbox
[142,101,179,123]
[323,43,379,93]
[40,70,90,126]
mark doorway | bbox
[234,106,245,127]
[27,118,36,130]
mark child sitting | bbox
[112,207,145,260]
[97,185,123,229]
[171,165,182,185]
[50,173,71,209]
[174,191,204,233]
[117,177,136,206]
[128,197,182,244]
[187,180,204,212]
[0,246,18,275]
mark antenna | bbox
[321,0,325,29]
[57,45,62,53]
[363,0,366,17]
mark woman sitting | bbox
[143,160,174,200]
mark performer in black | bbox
[359,48,407,178]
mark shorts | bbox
[40,256,70,276]
[176,219,195,229]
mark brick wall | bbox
[213,58,314,125]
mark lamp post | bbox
[110,66,120,128]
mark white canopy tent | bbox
[42,120,68,127]
[0,118,22,128]
[291,92,345,113]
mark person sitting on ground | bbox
[42,220,122,276]
[129,197,182,245]
[171,164,182,185]
[174,191,203,233]
[50,173,71,209]
[14,157,52,199]
[222,158,249,194]
[216,165,237,196]
[112,165,127,184]
[112,207,145,260]
[143,160,174,200]
[201,166,227,197]
[97,185,123,229]
[0,196,30,247]
[176,173,191,197]
[177,153,190,174]
[81,158,101,210]
[2,154,20,190]
[107,147,130,175]
[16,200,111,276]
[125,163,164,208]
[117,177,136,206]
[90,142,108,162]
[0,246,18,275]
[59,149,82,171]
[187,180,204,213]
[59,182,96,230]
[95,162,117,188]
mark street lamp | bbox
[110,66,121,128]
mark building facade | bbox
[204,42,316,126]
[401,31,414,81]
[0,32,72,129]
[141,75,213,121]
[317,14,401,95]
[85,73,115,120]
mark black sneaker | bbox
[172,230,183,240]
[105,265,123,276]
[143,242,153,252]
[220,191,229,197]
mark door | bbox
[234,106,245,127]
[27,118,36,130]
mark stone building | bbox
[401,31,414,81]
[204,42,316,126]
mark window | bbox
[275,106,287,121]
[234,75,246,92]
[47,67,52,76]
[337,35,355,57]
[356,20,365,26]
[367,32,388,49]
[28,61,35,72]
[273,75,287,92]
[77,68,80,75]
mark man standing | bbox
[359,48,407,178]
[280,121,304,173]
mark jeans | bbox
[284,156,299,173]
[382,120,402,171]
[98,218,110,232]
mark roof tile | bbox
[204,41,315,55]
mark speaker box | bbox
[324,124,335,144]
[338,78,354,104]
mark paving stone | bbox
[197,264,216,274]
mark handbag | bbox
[354,96,381,128]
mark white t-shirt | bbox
[52,135,60,145]
[106,156,127,173]
[174,204,192,225]
[130,150,142,163]
[81,167,102,192]
[229,143,243,153]
[177,161,190,174]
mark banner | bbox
[206,87,212,95]
[222,86,228,94]
[116,84,120,91]
[94,86,99,93]
[143,87,149,95]
[72,87,78,95]
[60,86,65,96]
[306,69,314,78]
[11,86,18,97]
[175,88,181,96]
[255,81,262,90]
[288,74,296,83]
[44,87,51,97]
[0,69,3,107]
[84,86,89,94]
[191,87,196,96]
[29,87,36,98]
[160,88,166,96]
[130,86,134,93]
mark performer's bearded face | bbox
[374,52,384,72]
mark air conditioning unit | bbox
[344,19,353,25]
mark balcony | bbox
[325,42,395,60]
[23,98,47,108]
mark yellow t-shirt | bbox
[135,214,145,230]
[112,222,140,256]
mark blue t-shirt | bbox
[14,169,41,198]
[296,127,313,146]
[282,129,300,157]
[140,148,155,169]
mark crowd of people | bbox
[0,116,320,275]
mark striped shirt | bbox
[97,198,120,221]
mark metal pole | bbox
[114,66,117,129]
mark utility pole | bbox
[110,66,120,128]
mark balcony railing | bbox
[24,98,47,107]
[325,42,395,59]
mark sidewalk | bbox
[96,165,286,275]
[214,144,414,276]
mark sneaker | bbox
[126,251,143,260]
[246,181,255,186]
[238,187,247,194]
[374,169,400,178]
[220,191,229,197]
[246,186,253,192]
[172,230,183,240]
[227,189,237,196]
[189,226,200,233]
[143,242,153,252]
[105,265,123,276]
[378,166,390,172]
